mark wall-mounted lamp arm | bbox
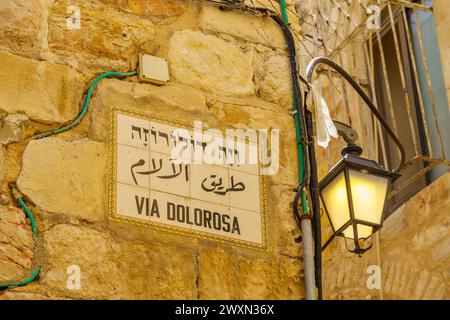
[333,120,359,144]
[306,57,405,172]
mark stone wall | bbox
[0,0,448,300]
[0,0,304,299]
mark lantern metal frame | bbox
[306,56,406,256]
[320,152,401,255]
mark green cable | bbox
[280,0,289,23]
[0,185,40,289]
[280,1,308,214]
[18,197,38,238]
[1,70,136,286]
[2,70,137,288]
[33,71,137,140]
[294,96,309,214]
[0,267,40,289]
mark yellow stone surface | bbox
[0,0,46,56]
[0,206,34,283]
[255,54,293,108]
[17,138,107,222]
[48,0,156,65]
[199,6,285,49]
[0,51,83,123]
[97,0,187,18]
[0,0,448,301]
[168,30,255,96]
[198,247,304,299]
[42,224,197,299]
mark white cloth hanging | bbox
[308,83,338,148]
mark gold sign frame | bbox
[108,107,269,251]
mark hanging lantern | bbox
[319,146,400,254]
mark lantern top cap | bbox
[319,153,401,189]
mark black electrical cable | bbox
[270,13,311,213]
[270,14,307,139]
[305,109,323,300]
[293,90,312,230]
[200,0,323,299]
[270,12,323,300]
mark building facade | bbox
[0,0,448,299]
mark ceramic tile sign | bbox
[109,109,268,250]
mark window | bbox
[369,1,449,213]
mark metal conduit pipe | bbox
[271,7,317,300]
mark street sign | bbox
[108,108,268,250]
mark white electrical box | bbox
[138,54,170,85]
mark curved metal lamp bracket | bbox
[333,120,359,144]
[306,57,406,172]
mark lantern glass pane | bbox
[342,224,373,239]
[348,169,389,226]
[321,171,350,232]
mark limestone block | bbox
[17,138,107,222]
[168,30,255,96]
[89,78,208,142]
[0,51,83,123]
[0,206,34,283]
[197,248,240,299]
[113,241,197,299]
[199,6,285,49]
[431,236,450,265]
[42,224,122,299]
[256,54,293,107]
[380,204,413,243]
[97,0,187,18]
[382,172,450,243]
[42,224,197,299]
[0,0,46,56]
[198,247,304,299]
[49,0,156,63]
[268,185,301,258]
[238,254,304,299]
[207,101,298,186]
[433,0,450,41]
[410,215,450,252]
[0,114,28,145]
